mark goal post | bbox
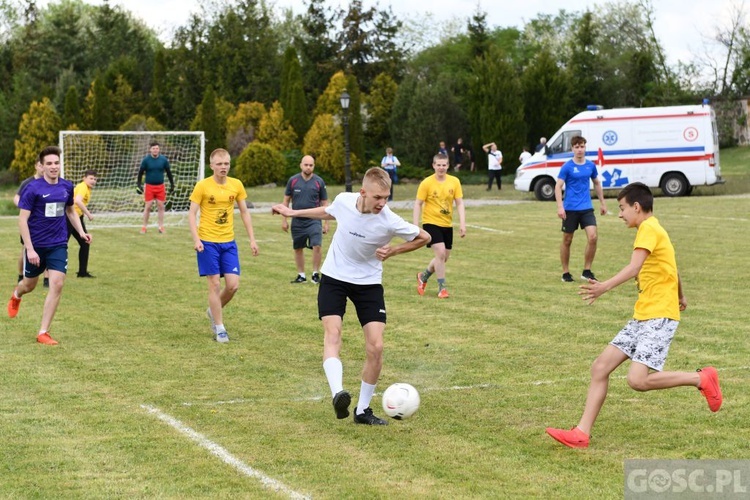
[59,131,205,228]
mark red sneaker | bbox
[545,426,590,449]
[697,367,722,412]
[437,288,450,299]
[416,272,426,296]
[37,332,59,345]
[7,289,21,318]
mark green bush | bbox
[234,142,286,187]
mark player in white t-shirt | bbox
[272,168,431,425]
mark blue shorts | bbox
[24,245,68,277]
[197,241,240,277]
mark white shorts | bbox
[610,318,679,371]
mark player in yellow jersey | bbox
[546,182,722,449]
[188,148,259,343]
[67,170,97,278]
[413,153,466,298]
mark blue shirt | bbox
[19,177,74,248]
[139,155,171,185]
[558,159,598,211]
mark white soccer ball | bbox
[381,383,420,420]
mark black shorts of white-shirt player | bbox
[317,275,386,326]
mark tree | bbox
[234,142,287,186]
[365,72,398,149]
[62,85,80,128]
[10,97,62,179]
[195,85,221,151]
[120,114,165,131]
[257,101,297,152]
[280,46,310,139]
[313,70,348,118]
[297,0,338,104]
[303,113,360,183]
[467,7,490,59]
[83,74,114,130]
[148,48,169,125]
[226,101,267,157]
[346,73,365,164]
[566,11,606,109]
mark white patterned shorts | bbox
[610,318,679,371]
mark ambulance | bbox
[514,104,722,201]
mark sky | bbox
[38,0,739,65]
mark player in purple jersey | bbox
[7,146,92,345]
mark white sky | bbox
[38,0,739,65]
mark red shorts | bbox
[144,183,166,202]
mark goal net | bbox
[59,131,205,228]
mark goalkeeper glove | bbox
[136,185,144,195]
[169,185,175,194]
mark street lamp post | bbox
[340,90,352,192]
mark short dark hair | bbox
[617,182,653,212]
[149,141,160,147]
[571,136,587,147]
[38,145,61,163]
[84,169,98,177]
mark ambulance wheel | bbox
[661,173,689,197]
[534,177,556,201]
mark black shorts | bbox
[561,209,597,234]
[291,220,323,250]
[317,275,386,326]
[423,224,453,249]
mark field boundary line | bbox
[141,404,310,499]
[465,224,514,234]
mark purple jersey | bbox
[18,177,74,248]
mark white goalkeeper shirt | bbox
[321,192,420,285]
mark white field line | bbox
[465,224,514,234]
[180,366,748,408]
[141,404,310,500]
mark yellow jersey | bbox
[189,176,247,243]
[73,180,91,216]
[415,174,463,227]
[633,216,680,321]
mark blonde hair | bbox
[363,167,391,190]
[210,148,230,162]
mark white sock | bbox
[323,357,344,397]
[356,381,376,415]
[215,323,226,333]
[299,272,306,279]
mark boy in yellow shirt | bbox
[546,182,722,449]
[413,153,466,298]
[67,170,97,277]
[188,149,259,343]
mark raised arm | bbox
[482,142,495,153]
[271,204,334,220]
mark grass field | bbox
[2,186,749,498]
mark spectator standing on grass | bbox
[14,161,45,285]
[137,141,174,234]
[554,135,607,283]
[271,168,430,426]
[438,141,448,156]
[483,141,503,190]
[380,147,400,201]
[518,146,532,165]
[188,148,259,343]
[414,153,466,299]
[67,170,97,278]
[451,138,465,171]
[546,182,722,449]
[282,154,329,284]
[7,146,91,345]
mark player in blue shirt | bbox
[554,136,607,283]
[137,141,174,234]
[7,146,92,345]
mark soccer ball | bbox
[381,383,420,420]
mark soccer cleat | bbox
[697,367,722,412]
[545,426,590,449]
[36,332,58,345]
[312,273,321,284]
[140,226,147,234]
[437,288,450,299]
[332,390,351,419]
[77,272,95,278]
[353,407,388,426]
[7,290,21,318]
[561,272,574,283]
[158,226,165,234]
[206,307,217,334]
[416,272,427,296]
[291,275,307,284]
[215,330,230,343]
[581,270,597,281]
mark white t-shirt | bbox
[321,192,420,285]
[488,150,503,170]
[518,151,532,163]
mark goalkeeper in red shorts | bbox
[137,141,174,234]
